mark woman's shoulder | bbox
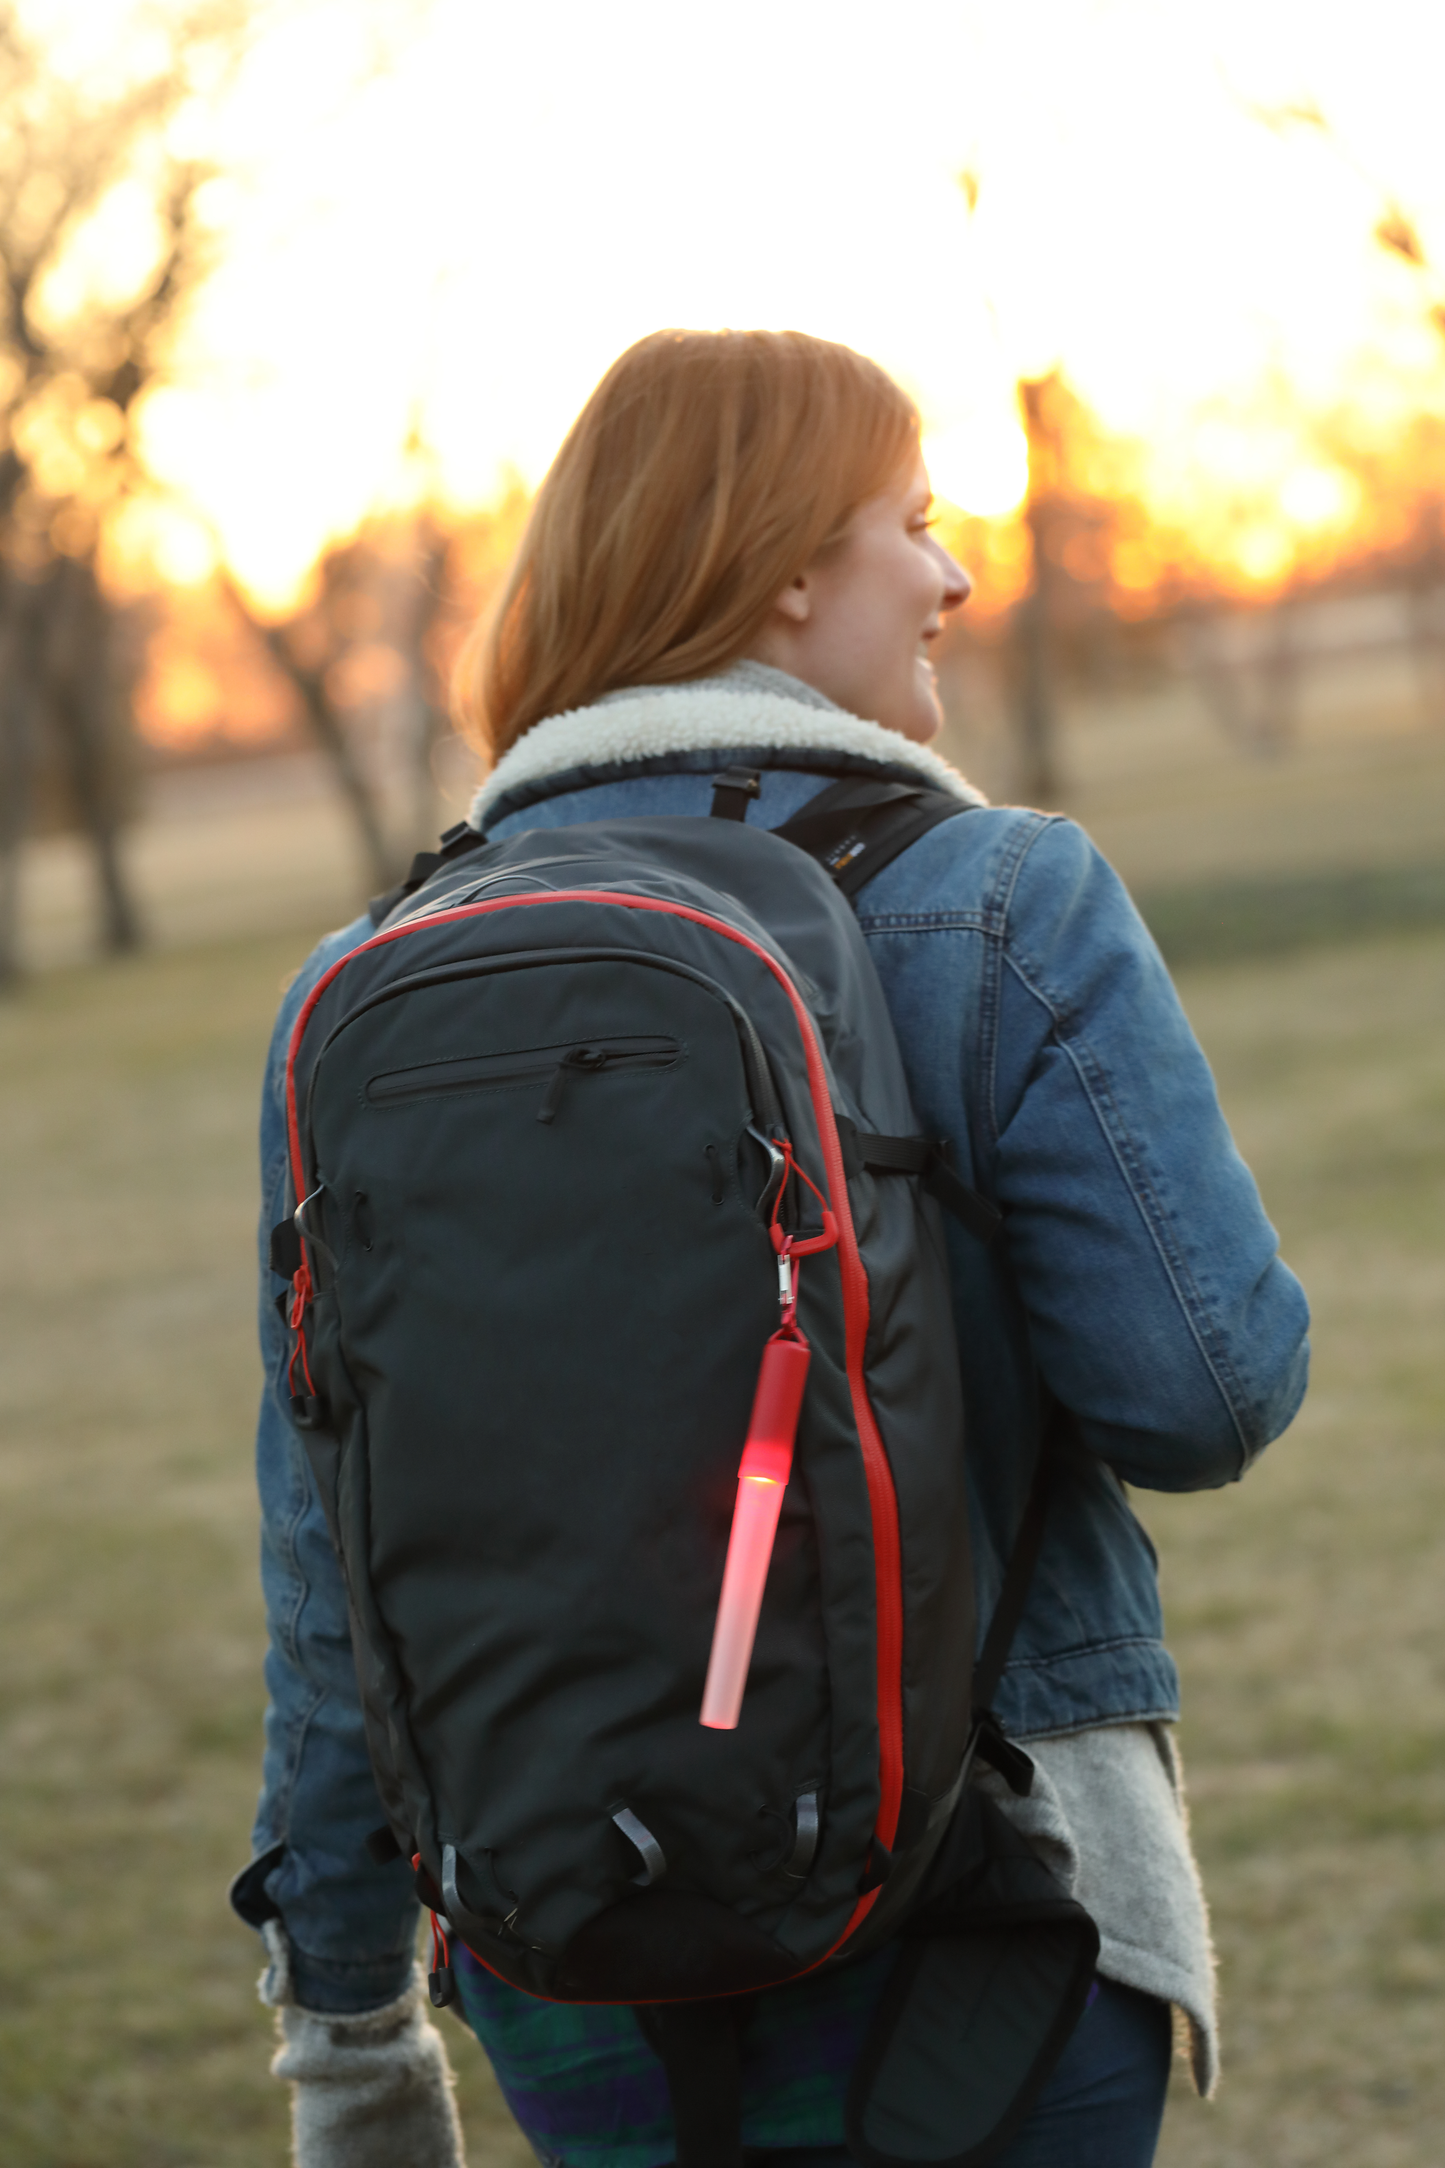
[862,801,1141,937]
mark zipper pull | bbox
[287,1258,313,1332]
[537,1045,608,1125]
[427,1909,456,2007]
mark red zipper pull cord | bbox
[285,1259,318,1404]
[411,1851,457,2009]
[767,1136,839,1261]
[427,1906,455,2008]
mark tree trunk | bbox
[1015,382,1062,807]
[47,557,142,954]
[230,585,401,895]
[280,649,400,893]
[1187,603,1297,753]
[1254,602,1298,753]
[0,573,43,986]
[404,527,453,851]
[1183,609,1248,743]
[408,693,451,852]
[1015,571,1059,805]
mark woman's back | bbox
[237,331,1307,2168]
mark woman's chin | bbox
[862,664,944,743]
[892,675,945,745]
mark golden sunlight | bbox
[19,0,1445,622]
[923,420,1030,522]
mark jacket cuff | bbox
[234,1844,419,2015]
[256,1917,417,2017]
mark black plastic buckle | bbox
[710,766,762,821]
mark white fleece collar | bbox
[470,676,986,827]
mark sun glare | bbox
[20,0,1445,626]
[922,419,1030,521]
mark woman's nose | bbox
[936,544,972,610]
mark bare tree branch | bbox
[218,570,402,894]
[0,0,252,967]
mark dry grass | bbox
[1,746,1442,2159]
[0,934,529,2166]
[1156,933,1445,2166]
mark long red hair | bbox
[461,328,919,759]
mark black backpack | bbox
[273,772,1097,2168]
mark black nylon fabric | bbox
[286,817,975,1996]
[847,1790,1100,2168]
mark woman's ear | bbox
[744,569,814,674]
[771,573,811,626]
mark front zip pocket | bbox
[366,1036,681,1120]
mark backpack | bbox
[272,771,1098,2168]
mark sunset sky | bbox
[26,0,1445,606]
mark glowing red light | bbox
[700,1330,811,1730]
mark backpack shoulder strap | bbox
[771,774,1047,1747]
[963,1400,1079,1798]
[846,1410,1096,2168]
[771,774,976,899]
[367,819,491,927]
[632,1998,752,2168]
[971,1430,1056,1719]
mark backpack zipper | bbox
[534,1041,673,1124]
[364,1036,679,1115]
[317,949,781,1142]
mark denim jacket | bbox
[241,666,1308,2011]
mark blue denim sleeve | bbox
[989,818,1309,1489]
[245,915,420,2013]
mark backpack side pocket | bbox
[846,1789,1099,2168]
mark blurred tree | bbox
[400,513,454,848]
[214,485,531,895]
[222,514,468,895]
[1009,372,1141,800]
[225,547,402,895]
[1181,602,1301,753]
[0,2,243,983]
[1369,207,1445,725]
[1014,376,1064,804]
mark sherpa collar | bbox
[469,664,987,830]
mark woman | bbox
[236,330,1309,2168]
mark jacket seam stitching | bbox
[857,814,1051,1162]
[1001,940,1253,1471]
[994,826,1255,1466]
[1002,1634,1169,1673]
[983,817,1051,1147]
[271,1682,326,1840]
[278,1477,311,1668]
[1061,1032,1252,1470]
[857,910,990,932]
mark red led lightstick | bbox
[700,1233,812,1730]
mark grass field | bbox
[0,932,530,2166]
[1,714,1443,2161]
[1151,933,1445,2167]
